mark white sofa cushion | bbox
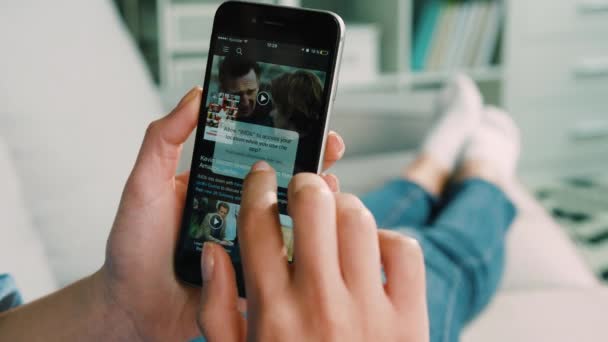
[462,288,608,342]
[330,151,598,290]
[0,137,57,302]
[501,182,598,290]
[0,0,164,285]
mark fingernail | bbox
[202,243,215,283]
[324,174,340,192]
[291,174,329,195]
[177,86,201,109]
[251,161,272,172]
[332,133,345,156]
[337,138,345,156]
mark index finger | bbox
[238,161,290,299]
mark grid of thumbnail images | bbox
[205,92,240,129]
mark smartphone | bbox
[174,1,344,295]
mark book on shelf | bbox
[460,2,484,67]
[475,1,504,67]
[412,0,504,73]
[465,1,491,67]
[411,0,441,71]
[445,0,473,70]
[427,1,457,71]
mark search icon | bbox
[236,47,243,55]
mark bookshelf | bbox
[302,0,504,91]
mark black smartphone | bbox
[174,1,344,296]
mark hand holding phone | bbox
[198,163,430,342]
[98,86,343,341]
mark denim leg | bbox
[361,179,437,229]
[411,179,516,342]
[0,274,23,312]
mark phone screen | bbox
[176,30,340,288]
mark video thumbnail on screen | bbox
[189,195,295,261]
[202,56,327,188]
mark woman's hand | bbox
[97,87,345,341]
[198,163,429,342]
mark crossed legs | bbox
[362,76,520,342]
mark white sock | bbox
[464,106,521,178]
[422,74,483,171]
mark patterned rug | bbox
[533,175,608,284]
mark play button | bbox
[257,91,270,106]
[209,214,223,229]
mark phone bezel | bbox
[174,1,344,289]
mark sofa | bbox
[1,1,606,340]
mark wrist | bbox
[0,269,145,342]
[88,269,143,341]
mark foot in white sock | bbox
[464,106,521,178]
[422,74,483,171]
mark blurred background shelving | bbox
[114,0,505,106]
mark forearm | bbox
[0,271,138,341]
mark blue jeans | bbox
[193,178,515,342]
[362,178,516,342]
[0,274,22,313]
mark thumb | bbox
[129,86,202,191]
[198,242,246,342]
